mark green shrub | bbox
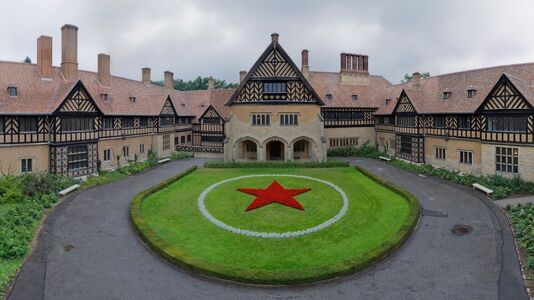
[205,160,349,169]
[19,172,74,196]
[507,204,534,272]
[170,151,193,160]
[147,150,158,167]
[327,142,384,159]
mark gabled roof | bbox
[225,39,323,106]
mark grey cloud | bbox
[1,0,533,84]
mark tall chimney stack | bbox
[301,49,309,79]
[61,24,78,81]
[164,71,174,89]
[239,71,247,83]
[97,53,111,87]
[208,77,215,90]
[271,33,279,44]
[142,68,151,84]
[412,72,421,88]
[37,35,53,79]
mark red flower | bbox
[237,180,311,212]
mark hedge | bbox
[204,160,349,169]
[130,166,420,285]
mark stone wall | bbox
[424,136,482,174]
[481,143,534,181]
[0,143,49,174]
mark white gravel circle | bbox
[197,174,349,238]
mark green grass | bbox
[0,257,22,298]
[204,160,349,168]
[133,167,419,284]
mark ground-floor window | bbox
[459,150,473,165]
[400,136,412,154]
[329,137,358,148]
[435,147,446,160]
[294,140,306,152]
[140,144,145,154]
[187,135,191,142]
[67,145,88,170]
[496,146,518,173]
[20,158,33,173]
[103,149,111,161]
[123,145,130,157]
[163,134,170,150]
[245,141,257,152]
[181,136,186,144]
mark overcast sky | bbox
[1,0,534,84]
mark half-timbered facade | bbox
[2,25,534,181]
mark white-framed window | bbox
[251,114,271,126]
[67,145,88,170]
[140,144,145,154]
[162,135,170,150]
[435,147,446,160]
[280,113,298,126]
[20,158,33,173]
[496,146,518,174]
[459,150,473,165]
[103,149,111,161]
[123,145,130,157]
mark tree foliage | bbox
[23,56,32,64]
[153,76,238,91]
[401,72,430,83]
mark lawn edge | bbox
[130,166,421,285]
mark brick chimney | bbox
[239,71,247,83]
[37,36,53,79]
[61,24,78,81]
[142,68,151,84]
[97,53,111,87]
[164,71,174,89]
[412,72,421,88]
[340,52,369,85]
[301,49,309,79]
[271,33,279,44]
[208,77,215,90]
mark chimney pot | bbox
[61,24,79,81]
[271,33,279,44]
[164,71,174,89]
[142,68,151,84]
[239,71,247,83]
[97,53,111,87]
[340,53,348,71]
[37,35,53,78]
[208,77,215,90]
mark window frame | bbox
[19,117,37,133]
[263,82,286,94]
[20,157,33,173]
[122,145,130,157]
[103,149,112,162]
[435,147,446,160]
[459,150,473,165]
[67,145,88,170]
[251,113,271,126]
[495,146,518,174]
[61,117,95,132]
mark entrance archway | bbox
[241,140,258,160]
[293,140,310,160]
[266,140,284,160]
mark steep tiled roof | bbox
[375,62,534,115]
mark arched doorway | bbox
[266,140,284,160]
[293,140,310,160]
[241,140,257,160]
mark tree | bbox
[401,72,430,83]
[153,76,238,91]
[23,56,32,64]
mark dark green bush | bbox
[170,151,193,160]
[147,150,158,167]
[205,160,349,169]
[327,142,384,159]
[507,204,534,271]
[19,172,74,196]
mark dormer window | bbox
[101,94,109,101]
[325,93,333,100]
[467,89,476,98]
[352,94,358,101]
[7,86,17,97]
[443,92,452,100]
[385,98,391,105]
[129,96,136,102]
[180,103,185,107]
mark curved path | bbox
[8,158,527,300]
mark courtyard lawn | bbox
[134,167,419,284]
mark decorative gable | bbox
[226,37,322,105]
[160,97,177,116]
[200,105,221,119]
[478,74,532,111]
[56,81,100,114]
[394,91,416,114]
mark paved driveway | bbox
[7,158,527,300]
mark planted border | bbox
[204,160,349,169]
[130,167,420,285]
